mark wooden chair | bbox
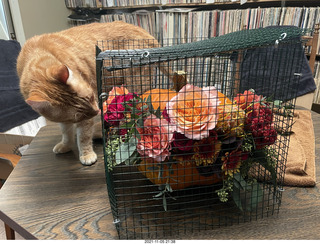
[296,23,319,110]
[0,154,19,240]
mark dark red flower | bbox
[162,107,170,123]
[104,93,135,125]
[172,132,193,152]
[245,103,277,149]
[222,149,249,176]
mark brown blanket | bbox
[283,110,316,186]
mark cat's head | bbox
[23,65,99,123]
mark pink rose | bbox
[166,84,220,140]
[136,114,174,162]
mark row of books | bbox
[98,7,320,50]
[64,0,212,8]
[100,10,156,35]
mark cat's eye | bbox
[89,95,95,103]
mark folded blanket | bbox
[283,110,316,186]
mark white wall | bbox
[9,0,71,45]
[0,0,9,39]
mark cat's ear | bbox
[48,65,89,97]
[26,94,51,114]
[49,65,70,84]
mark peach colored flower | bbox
[166,85,220,140]
[136,114,174,162]
[103,86,129,114]
[233,90,262,110]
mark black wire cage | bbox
[96,26,309,239]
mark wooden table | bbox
[0,113,319,240]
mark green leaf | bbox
[155,106,162,118]
[145,94,154,114]
[153,191,164,198]
[115,137,137,165]
[248,182,264,211]
[137,117,144,128]
[133,127,141,140]
[232,188,243,211]
[233,177,242,190]
[140,105,149,111]
[124,104,133,112]
[163,194,167,211]
[124,150,139,166]
[166,183,173,193]
[253,150,277,189]
[119,120,135,129]
[273,100,282,107]
[233,173,247,189]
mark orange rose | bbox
[166,85,220,140]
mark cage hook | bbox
[141,51,150,58]
[275,32,287,47]
[113,218,120,225]
[99,92,108,100]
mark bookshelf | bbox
[65,0,319,9]
[65,0,320,106]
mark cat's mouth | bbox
[73,109,99,122]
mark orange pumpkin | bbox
[138,158,222,190]
[140,89,177,112]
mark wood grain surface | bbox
[0,112,319,240]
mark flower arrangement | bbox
[103,85,279,211]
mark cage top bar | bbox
[97,26,308,71]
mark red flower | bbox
[245,103,277,149]
[246,103,273,126]
[162,107,170,123]
[222,149,249,176]
[192,131,221,166]
[252,125,277,149]
[172,132,193,152]
[104,93,135,126]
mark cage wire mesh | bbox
[96,26,308,239]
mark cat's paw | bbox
[53,142,72,154]
[80,151,97,166]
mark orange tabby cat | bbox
[17,21,161,165]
